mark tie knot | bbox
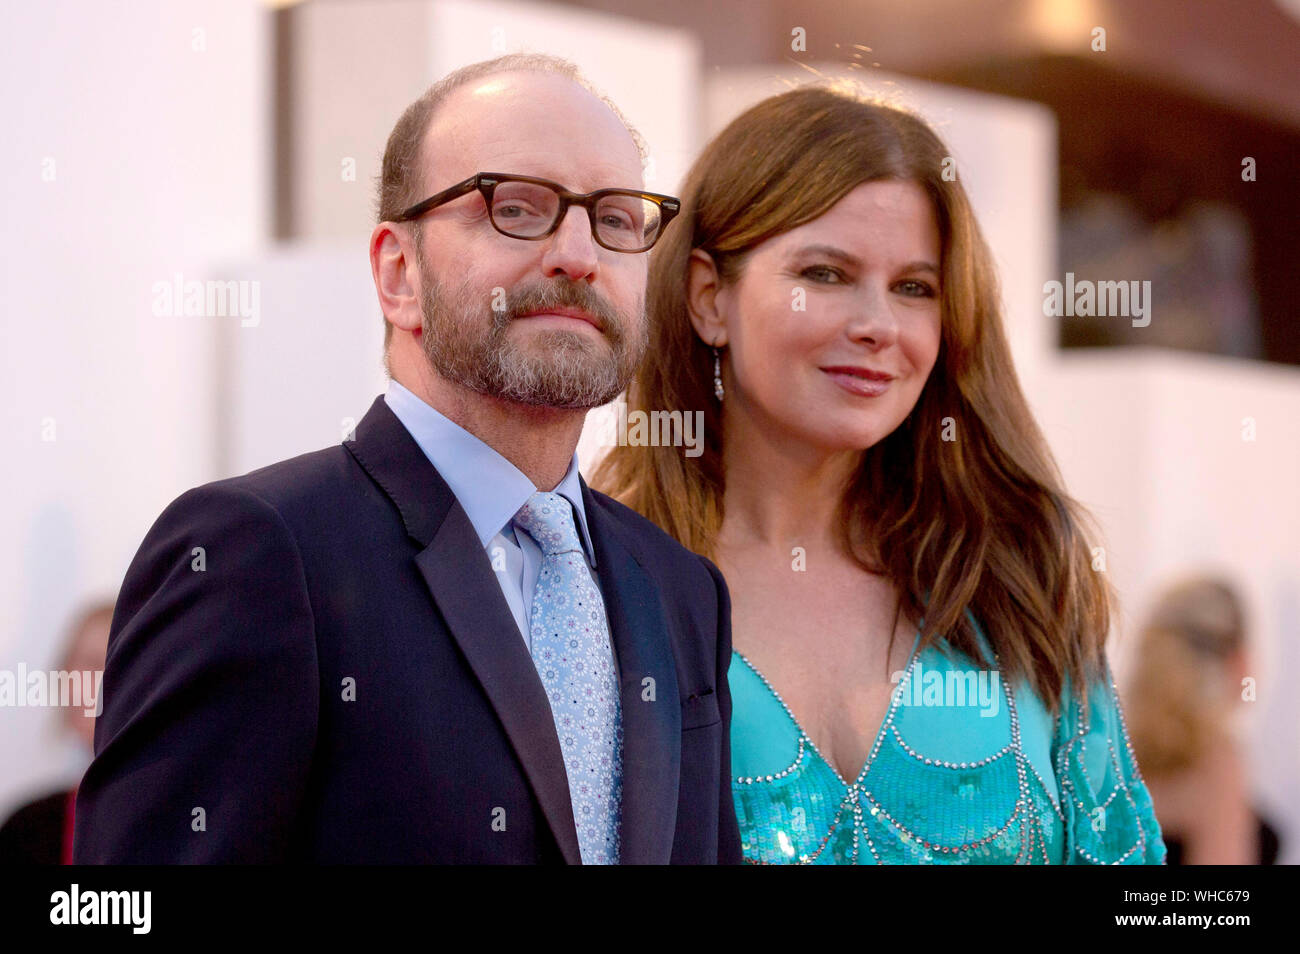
[514,491,583,557]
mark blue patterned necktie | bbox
[513,491,623,864]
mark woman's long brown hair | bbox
[591,85,1114,713]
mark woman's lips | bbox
[822,368,892,396]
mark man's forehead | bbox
[420,71,642,192]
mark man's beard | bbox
[417,258,647,410]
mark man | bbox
[74,54,741,864]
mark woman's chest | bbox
[726,575,915,782]
[728,641,1068,864]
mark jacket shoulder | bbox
[584,487,718,578]
[156,443,361,527]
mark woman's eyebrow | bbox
[901,260,940,276]
[794,243,858,265]
[791,243,863,268]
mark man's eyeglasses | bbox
[394,172,681,253]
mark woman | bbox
[592,85,1166,863]
[1126,576,1279,864]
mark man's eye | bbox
[494,202,547,220]
[896,279,936,297]
[600,212,633,231]
[800,265,844,284]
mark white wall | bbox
[216,243,388,477]
[0,0,269,816]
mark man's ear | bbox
[686,248,728,347]
[370,221,422,335]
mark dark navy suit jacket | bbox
[73,395,742,864]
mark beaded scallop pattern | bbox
[1053,667,1167,865]
[731,639,1166,865]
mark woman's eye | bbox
[896,279,936,298]
[800,265,845,284]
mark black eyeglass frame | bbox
[393,172,681,253]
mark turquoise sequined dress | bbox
[730,612,1167,864]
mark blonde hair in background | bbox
[55,598,115,675]
[1126,576,1247,775]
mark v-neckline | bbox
[734,628,924,790]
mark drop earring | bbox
[712,343,724,401]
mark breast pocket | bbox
[681,687,720,730]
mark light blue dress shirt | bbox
[383,379,601,649]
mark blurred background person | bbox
[0,598,113,865]
[1124,576,1281,864]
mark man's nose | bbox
[540,205,599,281]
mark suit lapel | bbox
[415,510,585,865]
[344,396,582,865]
[581,478,682,865]
[344,396,685,865]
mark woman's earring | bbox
[712,345,724,402]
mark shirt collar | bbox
[383,379,597,567]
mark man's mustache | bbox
[500,281,623,340]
